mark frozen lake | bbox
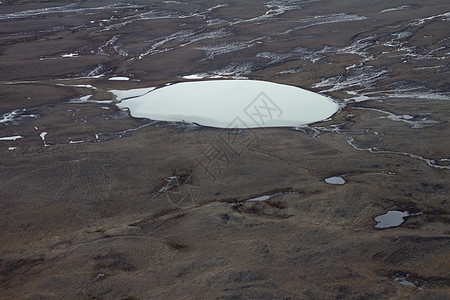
[115,80,339,128]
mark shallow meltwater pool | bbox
[115,80,339,128]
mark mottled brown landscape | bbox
[0,0,449,299]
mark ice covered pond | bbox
[115,80,339,128]
[374,211,420,229]
[325,176,346,185]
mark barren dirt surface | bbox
[0,0,449,299]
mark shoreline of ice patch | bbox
[109,87,156,101]
[0,109,39,125]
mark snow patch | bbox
[109,76,130,81]
[0,135,23,141]
[325,176,346,185]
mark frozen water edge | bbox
[394,274,424,290]
[109,87,156,101]
[246,194,280,202]
[181,62,255,80]
[0,109,39,125]
[70,95,114,104]
[346,136,450,170]
[380,6,411,14]
[116,80,339,129]
[352,107,440,129]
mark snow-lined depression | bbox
[115,80,339,128]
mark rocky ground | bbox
[0,0,449,299]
